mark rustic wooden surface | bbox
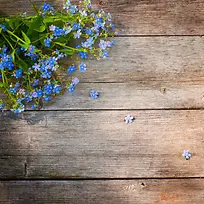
[1,110,204,179]
[1,179,204,204]
[61,37,204,83]
[1,0,204,35]
[44,81,204,110]
[44,37,204,109]
[1,0,204,203]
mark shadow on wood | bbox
[0,114,29,178]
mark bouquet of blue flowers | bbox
[0,0,115,114]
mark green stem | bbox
[4,74,8,84]
[55,42,75,50]
[1,70,5,84]
[32,34,48,44]
[27,74,31,91]
[6,30,26,44]
[13,22,24,33]
[55,42,84,52]
[1,33,14,50]
[1,70,9,86]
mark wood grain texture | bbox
[0,156,26,178]
[0,119,28,178]
[44,81,204,110]
[60,37,204,82]
[1,179,204,204]
[0,0,64,16]
[0,117,30,156]
[1,0,204,35]
[1,1,204,203]
[2,110,204,178]
[91,0,204,35]
[3,36,204,110]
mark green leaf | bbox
[16,59,29,72]
[6,18,22,30]
[0,82,5,88]
[6,30,26,44]
[19,43,30,50]
[9,35,17,43]
[43,14,74,27]
[22,31,31,45]
[59,49,74,55]
[34,24,46,32]
[55,36,68,44]
[29,16,46,33]
[28,30,40,42]
[43,16,56,23]
[11,50,15,61]
[55,42,66,47]
[0,82,8,88]
[34,49,42,53]
[5,18,13,29]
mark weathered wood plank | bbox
[1,179,204,203]
[44,81,204,110]
[3,36,204,110]
[0,156,26,178]
[60,37,204,82]
[3,110,203,178]
[0,0,64,16]
[1,0,204,35]
[92,0,204,35]
[0,119,29,178]
[0,117,30,155]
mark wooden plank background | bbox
[1,110,204,179]
[1,0,204,35]
[1,179,204,204]
[1,0,204,203]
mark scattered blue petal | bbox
[90,90,99,99]
[182,150,191,160]
[124,115,134,124]
[79,62,86,72]
[68,65,76,74]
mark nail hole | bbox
[141,182,145,186]
[160,87,167,94]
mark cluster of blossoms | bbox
[0,0,116,114]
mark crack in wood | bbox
[24,162,28,177]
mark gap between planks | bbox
[1,177,204,181]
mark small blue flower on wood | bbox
[67,65,76,74]
[79,63,87,72]
[90,90,99,99]
[124,114,134,124]
[68,77,79,93]
[182,150,191,160]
